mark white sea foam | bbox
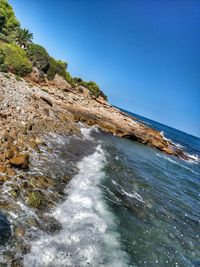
[80,125,99,140]
[160,131,184,149]
[184,153,200,163]
[24,144,130,267]
[120,189,145,204]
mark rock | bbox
[0,176,5,184]
[51,74,71,90]
[27,191,45,208]
[9,185,20,198]
[0,164,6,173]
[40,96,53,106]
[9,153,29,168]
[38,215,62,234]
[5,149,14,160]
[62,175,70,182]
[0,212,11,246]
[14,226,25,239]
[30,176,54,189]
[6,168,16,176]
[35,137,45,145]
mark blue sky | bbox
[9,0,200,137]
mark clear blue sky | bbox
[9,0,200,137]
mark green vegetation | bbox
[14,28,33,49]
[74,78,107,100]
[0,0,20,37]
[47,57,68,80]
[26,44,49,72]
[0,0,107,100]
[66,72,76,88]
[0,43,32,76]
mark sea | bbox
[1,110,200,267]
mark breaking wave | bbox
[24,144,130,267]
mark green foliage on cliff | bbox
[0,43,32,76]
[74,78,107,100]
[0,0,20,36]
[26,44,49,72]
[65,72,76,88]
[47,57,68,80]
[14,28,33,49]
[0,0,108,99]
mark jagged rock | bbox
[27,191,45,208]
[5,149,14,160]
[9,153,29,168]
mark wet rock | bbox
[0,176,4,184]
[9,153,29,168]
[26,218,38,228]
[9,185,20,198]
[33,176,55,188]
[62,175,70,183]
[0,200,19,212]
[27,191,45,208]
[38,215,62,234]
[14,226,26,239]
[0,212,11,245]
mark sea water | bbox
[1,111,200,266]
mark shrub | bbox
[65,72,76,88]
[47,57,68,80]
[26,44,49,72]
[46,57,57,80]
[0,0,20,36]
[74,77,83,84]
[56,60,68,78]
[75,79,107,100]
[0,43,32,76]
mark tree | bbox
[0,0,20,36]
[14,28,33,49]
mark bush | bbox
[47,57,68,80]
[46,57,57,80]
[56,60,68,78]
[65,72,76,88]
[75,79,107,100]
[0,0,20,36]
[26,44,49,72]
[0,43,32,76]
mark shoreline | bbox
[0,71,192,265]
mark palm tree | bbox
[14,28,33,49]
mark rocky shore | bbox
[0,71,190,265]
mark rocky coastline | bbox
[0,70,191,265]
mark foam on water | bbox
[80,124,99,140]
[24,144,130,267]
[160,131,184,149]
[156,153,198,174]
[120,189,145,204]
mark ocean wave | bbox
[24,144,130,267]
[160,131,184,149]
[184,153,200,164]
[156,153,198,174]
[80,124,100,140]
[120,189,145,204]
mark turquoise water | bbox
[1,112,200,266]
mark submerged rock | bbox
[27,191,45,208]
[0,212,11,245]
